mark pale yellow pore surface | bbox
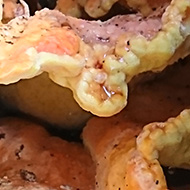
[0,0,189,117]
[137,109,190,169]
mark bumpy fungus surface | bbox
[82,61,190,190]
[0,0,190,116]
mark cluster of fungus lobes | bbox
[0,0,189,116]
[83,106,190,189]
[55,0,170,18]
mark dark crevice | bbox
[163,166,190,188]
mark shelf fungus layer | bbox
[55,0,171,18]
[81,0,171,18]
[0,0,190,116]
[83,108,190,190]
